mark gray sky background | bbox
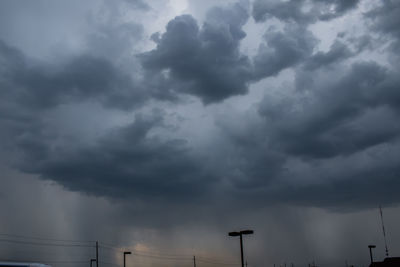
[1,0,400,266]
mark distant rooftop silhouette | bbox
[369,257,400,267]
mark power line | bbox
[98,246,190,261]
[0,258,90,264]
[0,238,95,248]
[196,255,239,263]
[97,244,122,252]
[97,244,240,266]
[196,258,241,265]
[0,246,94,257]
[120,251,190,261]
[0,233,94,243]
[98,261,120,267]
[0,238,192,262]
[98,242,190,257]
[0,235,240,266]
[98,243,240,264]
[44,261,89,264]
[98,243,190,258]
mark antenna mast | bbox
[379,205,389,257]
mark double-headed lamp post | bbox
[229,230,254,267]
[368,245,376,264]
[123,251,132,267]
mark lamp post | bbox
[124,251,132,267]
[368,245,376,264]
[90,259,96,267]
[229,230,254,267]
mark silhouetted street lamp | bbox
[124,251,131,267]
[229,230,254,267]
[368,245,376,264]
[90,259,96,267]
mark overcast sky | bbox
[1,0,400,266]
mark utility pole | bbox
[240,234,244,267]
[193,255,196,267]
[379,206,390,257]
[246,260,248,267]
[96,241,99,267]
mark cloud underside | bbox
[0,0,400,213]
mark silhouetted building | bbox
[369,257,400,267]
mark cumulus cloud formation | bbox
[252,24,317,79]
[140,2,252,103]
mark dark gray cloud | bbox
[252,0,360,24]
[6,56,400,214]
[365,0,400,52]
[0,39,150,111]
[140,2,253,103]
[243,60,400,210]
[13,111,215,202]
[303,40,353,70]
[192,58,400,210]
[260,61,400,159]
[1,0,399,213]
[252,25,317,79]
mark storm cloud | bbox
[0,0,399,218]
